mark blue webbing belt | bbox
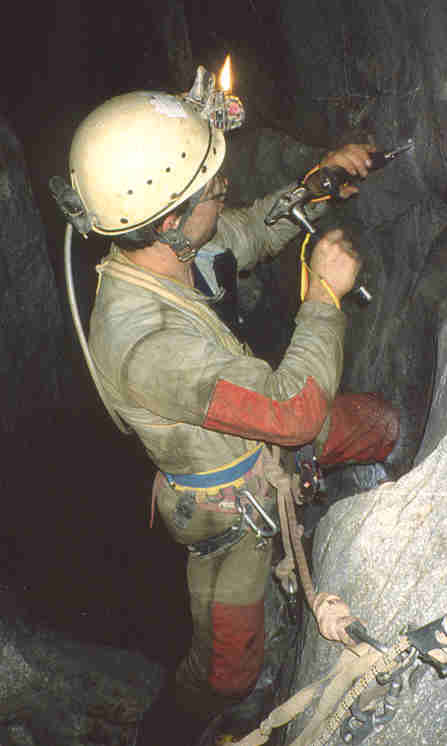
[164,444,263,491]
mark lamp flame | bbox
[219,55,232,92]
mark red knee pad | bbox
[209,599,264,697]
[320,392,399,467]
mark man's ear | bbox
[160,212,180,232]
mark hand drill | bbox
[303,140,414,199]
[264,139,414,303]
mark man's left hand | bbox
[320,143,376,198]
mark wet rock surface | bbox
[283,434,447,744]
[0,589,164,746]
[0,115,69,433]
[270,0,447,739]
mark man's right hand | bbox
[305,229,361,305]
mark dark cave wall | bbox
[0,115,69,435]
[273,2,447,742]
[276,0,447,492]
[278,0,447,176]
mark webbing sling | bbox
[233,637,411,746]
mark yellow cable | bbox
[299,232,341,310]
[302,163,321,182]
[310,194,332,203]
[300,233,311,300]
[299,165,341,310]
[316,274,341,309]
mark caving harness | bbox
[164,444,280,555]
[95,250,286,551]
[164,444,264,493]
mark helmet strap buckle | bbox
[156,228,197,262]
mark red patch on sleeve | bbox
[204,376,328,446]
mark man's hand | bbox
[320,143,376,198]
[305,229,361,305]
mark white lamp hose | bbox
[63,222,129,433]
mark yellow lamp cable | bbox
[299,165,341,310]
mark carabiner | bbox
[235,489,279,547]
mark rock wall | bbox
[0,115,68,435]
[0,590,164,746]
[283,318,447,744]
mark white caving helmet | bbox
[69,90,226,237]
[47,68,243,432]
[66,67,244,259]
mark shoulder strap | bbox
[96,253,245,355]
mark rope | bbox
[301,636,411,746]
[275,491,297,594]
[298,165,341,309]
[264,446,358,646]
[235,451,410,746]
[233,637,411,746]
[284,489,316,607]
[264,446,299,595]
[299,233,341,309]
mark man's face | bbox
[182,173,228,250]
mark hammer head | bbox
[264,185,316,233]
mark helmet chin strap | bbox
[156,185,207,263]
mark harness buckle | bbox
[295,444,325,503]
[235,488,279,549]
[187,516,246,557]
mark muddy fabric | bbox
[175,533,272,720]
[154,450,275,717]
[89,190,347,473]
[88,177,399,720]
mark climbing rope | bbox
[265,445,359,647]
[232,636,411,745]
[252,446,403,746]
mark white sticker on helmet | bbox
[146,93,187,118]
